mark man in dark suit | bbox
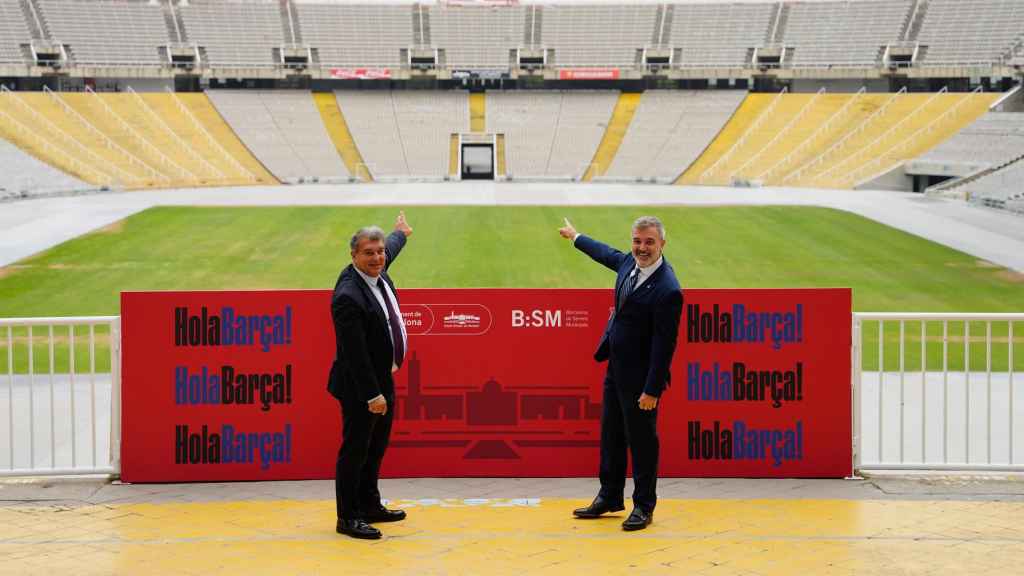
[329,211,413,540]
[559,215,683,531]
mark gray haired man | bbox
[328,212,413,539]
[559,215,683,531]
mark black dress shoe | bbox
[336,518,382,540]
[573,496,625,518]
[621,508,652,531]
[362,506,407,523]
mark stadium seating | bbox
[0,89,274,189]
[670,2,775,68]
[207,90,349,182]
[429,5,524,69]
[0,138,91,199]
[546,91,618,178]
[312,93,371,181]
[295,3,411,67]
[963,159,1024,211]
[917,0,1024,65]
[601,90,746,182]
[0,0,31,64]
[37,0,168,66]
[914,112,1024,173]
[681,91,997,189]
[335,91,468,180]
[783,0,910,68]
[541,5,657,67]
[179,0,283,67]
[488,91,617,180]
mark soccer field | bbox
[1,205,1022,317]
[1,205,1023,373]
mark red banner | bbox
[328,67,392,80]
[558,68,620,80]
[120,288,850,482]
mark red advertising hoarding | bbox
[328,68,392,80]
[120,288,851,482]
[558,68,621,80]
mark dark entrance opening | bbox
[461,143,494,180]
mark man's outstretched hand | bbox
[395,210,413,237]
[558,217,577,240]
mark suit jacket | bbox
[575,234,683,397]
[327,231,407,402]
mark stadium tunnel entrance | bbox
[457,132,496,180]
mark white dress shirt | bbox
[573,233,662,290]
[354,267,408,405]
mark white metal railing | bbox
[2,312,1020,477]
[0,317,120,477]
[854,313,1024,472]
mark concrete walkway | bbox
[2,183,1023,270]
[2,475,1024,575]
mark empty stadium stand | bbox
[0,88,275,189]
[0,0,32,64]
[429,4,524,69]
[207,90,349,182]
[670,2,775,68]
[601,90,746,182]
[917,0,1024,66]
[179,0,283,67]
[313,92,371,181]
[783,0,911,68]
[0,137,91,199]
[680,90,997,189]
[541,4,658,67]
[37,0,168,66]
[912,112,1024,175]
[295,2,411,67]
[0,0,1020,77]
[335,90,468,180]
[487,91,617,180]
[963,158,1024,213]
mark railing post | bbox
[849,315,863,478]
[109,317,122,476]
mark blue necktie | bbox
[377,278,405,369]
[616,267,640,313]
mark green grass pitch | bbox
[1,205,1021,372]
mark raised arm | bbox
[384,211,412,271]
[559,217,628,272]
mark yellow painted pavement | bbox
[2,497,1023,575]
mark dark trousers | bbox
[597,375,660,513]
[335,393,394,520]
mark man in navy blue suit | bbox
[559,215,683,531]
[329,212,413,540]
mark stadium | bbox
[1,0,1024,573]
